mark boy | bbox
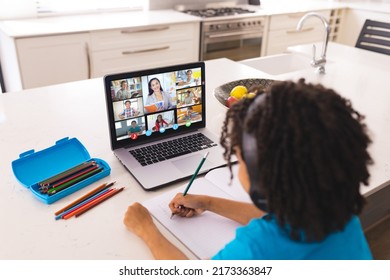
[123,79,373,260]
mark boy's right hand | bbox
[169,193,209,218]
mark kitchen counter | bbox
[0,58,264,260]
[240,42,390,198]
[0,9,201,38]
[2,0,390,38]
[253,0,390,15]
[338,0,390,14]
[247,0,348,16]
[1,42,389,259]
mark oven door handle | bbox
[206,30,263,39]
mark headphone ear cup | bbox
[242,93,268,212]
[249,187,268,212]
[242,131,268,212]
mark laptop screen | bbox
[103,62,206,150]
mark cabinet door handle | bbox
[122,46,169,55]
[286,27,314,34]
[85,43,91,79]
[120,26,170,34]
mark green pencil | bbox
[183,152,209,196]
[47,167,103,195]
[171,152,209,219]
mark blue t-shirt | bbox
[212,215,372,260]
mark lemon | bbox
[246,92,256,99]
[230,85,248,99]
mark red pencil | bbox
[62,187,124,220]
[75,187,125,218]
[62,189,115,220]
[54,181,116,216]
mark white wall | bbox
[148,0,390,10]
[0,0,37,19]
[149,0,247,10]
[0,0,147,19]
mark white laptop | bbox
[103,62,227,190]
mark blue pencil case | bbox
[11,137,111,204]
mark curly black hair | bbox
[220,78,372,242]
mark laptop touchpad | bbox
[172,154,209,174]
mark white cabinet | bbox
[263,10,331,56]
[89,22,200,78]
[338,9,390,46]
[1,21,200,91]
[15,33,90,89]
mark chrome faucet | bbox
[296,12,331,74]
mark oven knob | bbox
[216,24,222,29]
[227,23,232,28]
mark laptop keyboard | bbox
[129,133,218,166]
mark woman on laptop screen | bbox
[144,77,175,113]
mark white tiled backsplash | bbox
[149,0,247,10]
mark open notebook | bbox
[142,165,252,259]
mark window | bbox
[0,0,149,19]
[37,0,148,15]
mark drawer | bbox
[269,10,331,30]
[90,23,198,51]
[90,40,197,78]
[266,26,324,55]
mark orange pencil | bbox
[62,188,116,220]
[54,181,115,216]
[75,187,125,218]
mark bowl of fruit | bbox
[214,78,275,108]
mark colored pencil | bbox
[40,165,99,194]
[62,188,119,220]
[183,152,209,196]
[55,188,111,220]
[75,187,125,218]
[39,160,96,187]
[49,165,98,188]
[47,167,103,195]
[54,181,116,216]
[170,152,209,219]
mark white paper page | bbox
[205,165,252,203]
[142,177,242,259]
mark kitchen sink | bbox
[239,53,312,75]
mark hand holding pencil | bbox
[169,193,207,218]
[170,152,209,219]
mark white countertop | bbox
[248,0,348,16]
[340,0,390,13]
[0,43,389,259]
[241,42,390,197]
[256,0,390,15]
[0,58,263,260]
[0,9,201,38]
[1,0,389,38]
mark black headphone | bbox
[242,93,268,212]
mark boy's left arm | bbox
[124,202,189,260]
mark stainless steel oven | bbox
[200,17,264,61]
[178,6,265,61]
